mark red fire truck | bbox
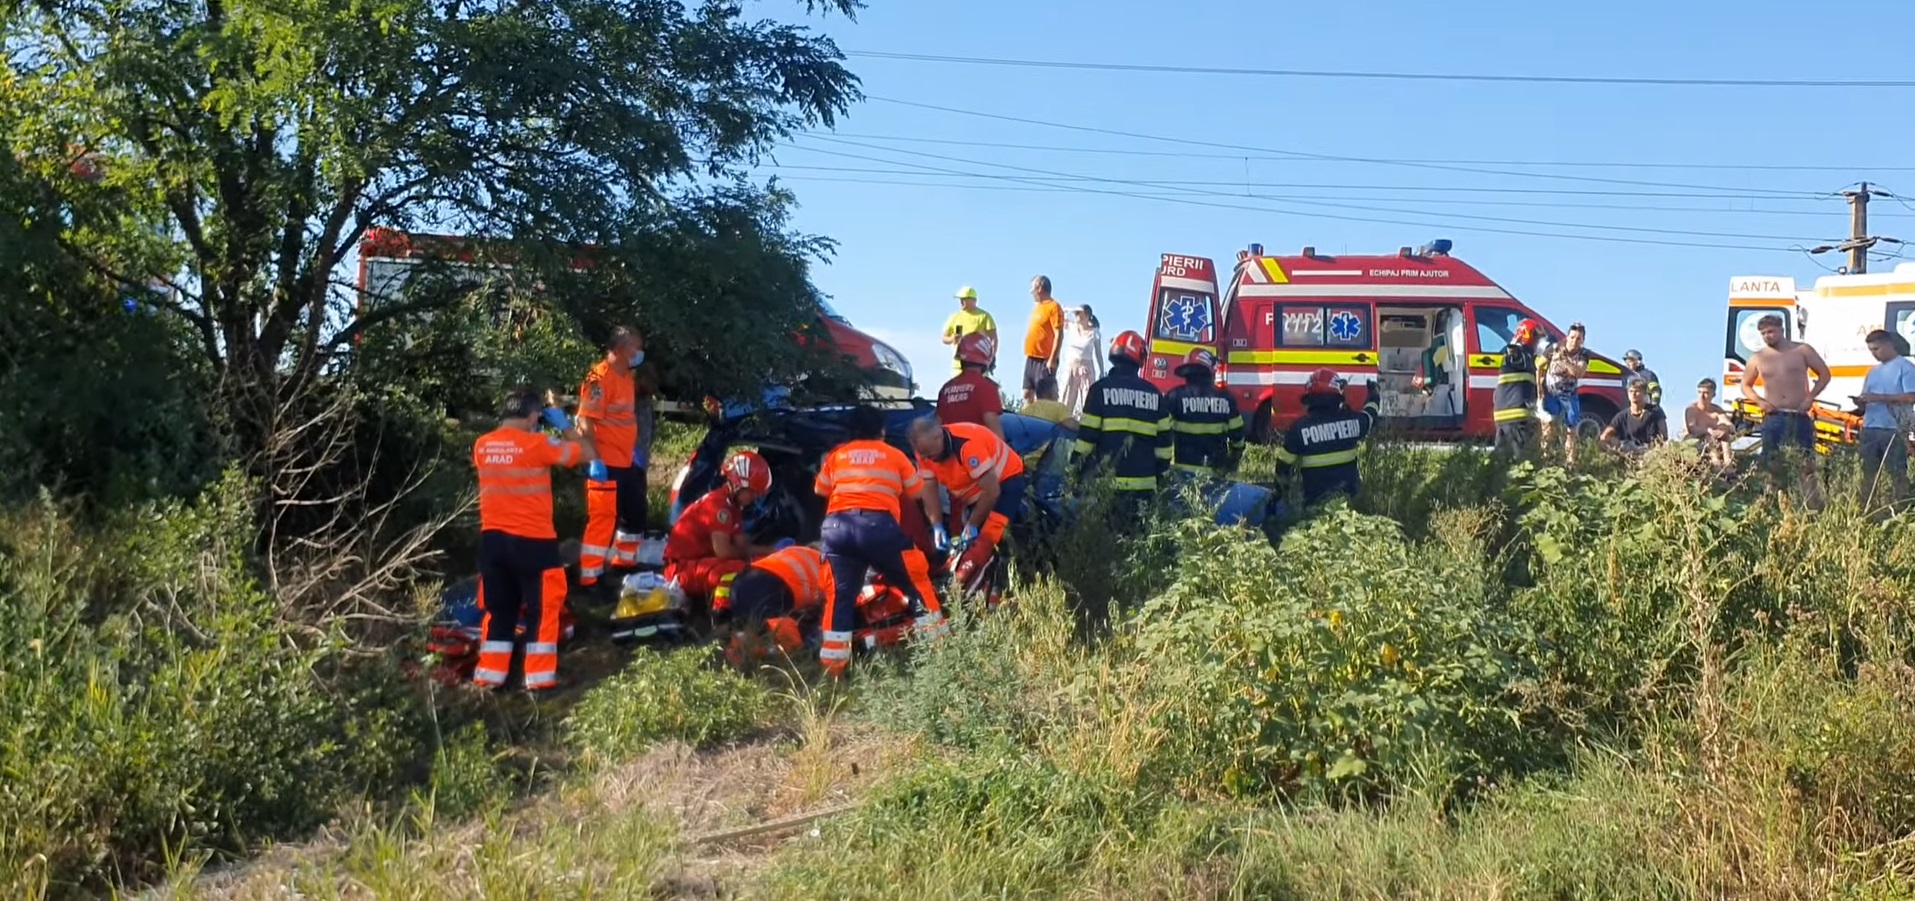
[1139,240,1630,443]
[354,227,916,404]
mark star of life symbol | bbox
[1159,295,1211,342]
[1329,310,1362,343]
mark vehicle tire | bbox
[1575,398,1616,444]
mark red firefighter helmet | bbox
[722,451,772,495]
[1174,347,1219,379]
[1302,367,1344,399]
[1108,330,1147,366]
[956,331,995,366]
[1513,318,1543,346]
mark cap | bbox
[955,286,978,301]
[1624,348,1643,360]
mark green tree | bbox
[3,0,867,431]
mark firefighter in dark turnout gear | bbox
[1493,318,1544,458]
[1275,368,1379,506]
[1164,348,1245,476]
[1072,330,1172,505]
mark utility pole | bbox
[1847,182,1873,274]
[1810,184,1899,274]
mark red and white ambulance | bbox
[1139,240,1631,443]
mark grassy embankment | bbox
[8,427,1915,899]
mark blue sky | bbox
[752,0,1915,401]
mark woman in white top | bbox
[1057,305,1105,416]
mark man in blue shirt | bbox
[1853,329,1915,509]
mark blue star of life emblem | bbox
[1158,295,1212,342]
[1329,310,1362,343]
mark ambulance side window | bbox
[1276,305,1370,348]
[1886,302,1915,357]
[1474,306,1525,353]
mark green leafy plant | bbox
[564,647,777,766]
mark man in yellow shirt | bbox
[1022,274,1065,404]
[941,286,998,375]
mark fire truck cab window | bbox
[1277,305,1370,348]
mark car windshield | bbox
[815,297,850,323]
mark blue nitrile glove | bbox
[631,447,648,470]
[772,538,796,552]
[960,524,980,548]
[932,524,950,552]
[586,459,609,482]
[541,406,571,431]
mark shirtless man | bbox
[1684,378,1735,471]
[1740,313,1831,500]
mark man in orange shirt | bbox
[907,416,1027,600]
[1021,274,1065,404]
[576,325,652,589]
[663,451,777,614]
[471,385,599,692]
[812,406,948,676]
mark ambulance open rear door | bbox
[1143,253,1220,389]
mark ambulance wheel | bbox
[1249,402,1276,445]
[1574,399,1616,444]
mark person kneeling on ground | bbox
[719,543,833,667]
[907,415,1027,602]
[662,451,779,616]
[1275,368,1378,507]
[1600,379,1668,459]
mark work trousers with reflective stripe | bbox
[820,509,925,674]
[666,556,749,611]
[580,464,649,585]
[475,530,567,690]
[946,474,1025,595]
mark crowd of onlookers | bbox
[939,275,1102,418]
[929,282,1915,511]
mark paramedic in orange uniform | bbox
[663,451,776,612]
[937,332,1005,437]
[471,385,598,692]
[813,406,947,676]
[719,544,834,665]
[907,416,1026,599]
[576,325,648,588]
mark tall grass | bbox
[0,473,423,898]
[68,438,1915,899]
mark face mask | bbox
[629,351,645,368]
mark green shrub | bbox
[1137,504,1541,804]
[0,472,422,897]
[564,646,775,765]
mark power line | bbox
[802,131,1915,174]
[846,50,1915,89]
[766,162,1877,208]
[864,96,1830,197]
[770,138,1817,252]
[791,135,1841,244]
[762,167,1898,217]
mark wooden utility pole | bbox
[1847,182,1873,274]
